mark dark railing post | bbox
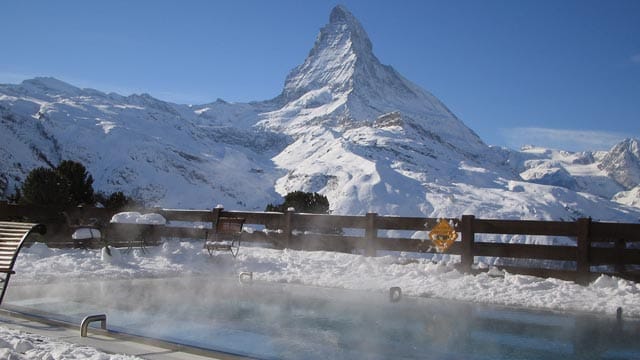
[284,208,294,249]
[211,206,223,230]
[615,238,626,274]
[365,212,377,256]
[576,217,591,285]
[460,215,475,272]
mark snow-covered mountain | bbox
[501,141,640,210]
[0,77,286,209]
[1,6,639,222]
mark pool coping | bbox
[0,307,254,360]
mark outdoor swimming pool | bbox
[4,276,639,359]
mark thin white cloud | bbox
[500,127,633,152]
[631,53,640,64]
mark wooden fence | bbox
[1,201,639,284]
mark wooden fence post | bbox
[284,208,294,249]
[576,217,591,285]
[210,206,223,231]
[460,215,475,272]
[365,212,377,257]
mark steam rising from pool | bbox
[5,276,640,359]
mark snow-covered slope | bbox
[498,143,640,210]
[1,6,639,222]
[0,77,285,209]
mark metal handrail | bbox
[239,271,253,284]
[81,314,107,337]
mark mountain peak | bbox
[324,5,372,55]
[329,5,351,23]
[327,5,372,52]
[279,5,375,103]
[613,138,640,157]
[599,137,640,189]
[266,5,487,156]
[20,77,82,96]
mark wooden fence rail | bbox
[1,201,639,284]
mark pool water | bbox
[4,277,640,359]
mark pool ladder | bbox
[81,314,107,337]
[239,271,253,284]
[389,287,402,302]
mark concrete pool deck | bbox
[0,309,250,360]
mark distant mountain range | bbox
[1,5,639,222]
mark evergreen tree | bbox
[7,185,21,204]
[56,160,95,206]
[21,167,71,208]
[266,191,330,214]
[95,191,137,210]
[19,160,96,209]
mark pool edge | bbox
[0,307,256,360]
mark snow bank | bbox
[13,240,640,317]
[0,325,142,359]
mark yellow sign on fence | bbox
[429,219,458,253]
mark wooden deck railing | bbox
[1,201,639,283]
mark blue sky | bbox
[1,0,639,151]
